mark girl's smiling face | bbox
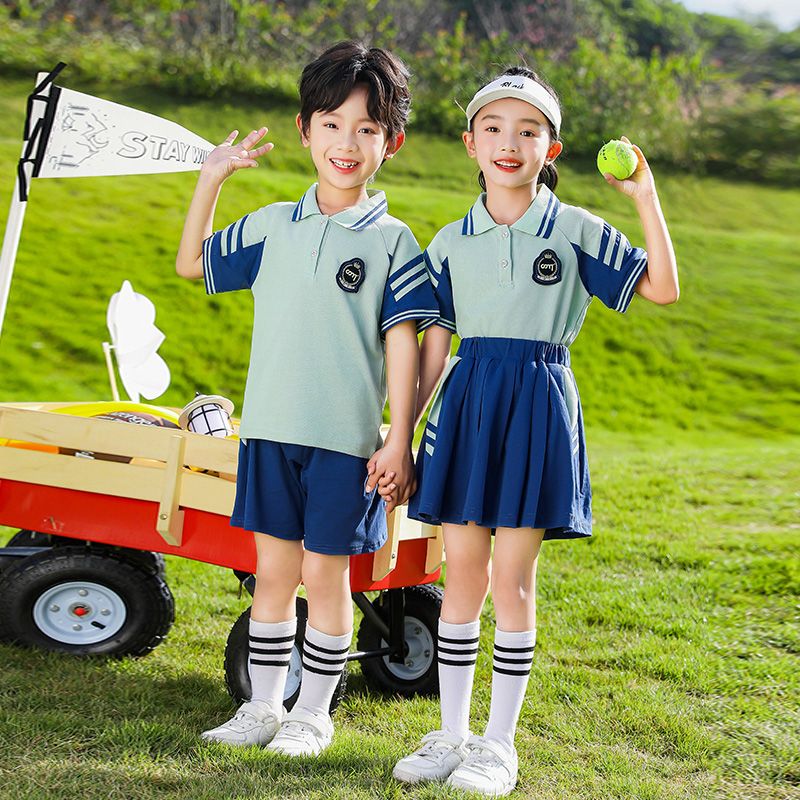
[463,97,562,191]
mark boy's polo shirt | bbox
[424,185,648,345]
[203,183,438,459]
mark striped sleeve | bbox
[380,226,439,335]
[202,209,267,294]
[573,212,648,313]
[423,232,456,332]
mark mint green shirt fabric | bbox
[203,183,438,458]
[424,185,648,345]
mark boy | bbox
[175,41,438,756]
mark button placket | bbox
[498,226,513,286]
[309,218,328,275]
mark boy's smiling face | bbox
[297,85,404,201]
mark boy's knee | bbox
[301,553,349,594]
[256,557,301,590]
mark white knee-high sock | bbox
[295,625,351,716]
[248,617,297,712]
[438,619,481,739]
[483,628,536,749]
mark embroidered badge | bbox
[336,258,366,293]
[532,249,562,285]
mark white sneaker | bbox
[200,700,282,747]
[266,707,334,756]
[446,735,518,797]
[392,729,469,784]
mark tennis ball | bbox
[597,140,638,180]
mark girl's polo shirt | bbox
[424,186,648,345]
[202,183,439,459]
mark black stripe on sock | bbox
[303,638,350,655]
[303,652,348,666]
[438,657,477,667]
[302,663,345,676]
[493,654,534,665]
[492,666,532,676]
[249,658,292,667]
[438,634,480,645]
[437,645,479,655]
[249,646,293,656]
[494,643,535,653]
[249,634,295,644]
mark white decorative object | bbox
[105,280,170,402]
[178,394,235,438]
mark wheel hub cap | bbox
[33,581,127,644]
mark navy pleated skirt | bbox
[408,337,592,539]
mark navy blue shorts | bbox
[231,439,387,555]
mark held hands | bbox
[200,127,274,184]
[366,442,416,515]
[602,136,656,204]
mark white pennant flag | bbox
[38,86,214,178]
[0,64,217,339]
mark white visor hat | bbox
[465,74,561,137]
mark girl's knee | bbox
[490,576,534,617]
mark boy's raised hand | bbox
[200,127,274,183]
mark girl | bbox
[391,67,679,796]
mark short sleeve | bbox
[423,234,456,332]
[202,210,267,295]
[574,215,648,313]
[380,227,439,335]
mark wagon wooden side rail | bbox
[0,403,444,581]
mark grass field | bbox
[0,77,798,799]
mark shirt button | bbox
[501,230,509,238]
[500,259,508,268]
[311,250,317,257]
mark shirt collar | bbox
[291,183,388,231]
[460,185,561,239]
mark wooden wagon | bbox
[0,401,445,710]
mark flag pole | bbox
[0,65,64,341]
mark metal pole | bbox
[0,71,55,342]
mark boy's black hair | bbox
[298,41,411,141]
[472,66,561,192]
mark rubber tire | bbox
[357,584,443,697]
[224,596,347,714]
[0,546,174,656]
[4,530,166,578]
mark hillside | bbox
[0,79,797,443]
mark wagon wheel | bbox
[357,584,442,697]
[4,529,166,578]
[224,596,347,714]
[0,546,174,656]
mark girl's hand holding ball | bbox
[598,136,656,203]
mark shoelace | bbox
[463,744,508,772]
[225,710,260,732]
[277,720,318,744]
[417,741,455,761]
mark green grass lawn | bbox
[0,77,798,799]
[1,438,797,799]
